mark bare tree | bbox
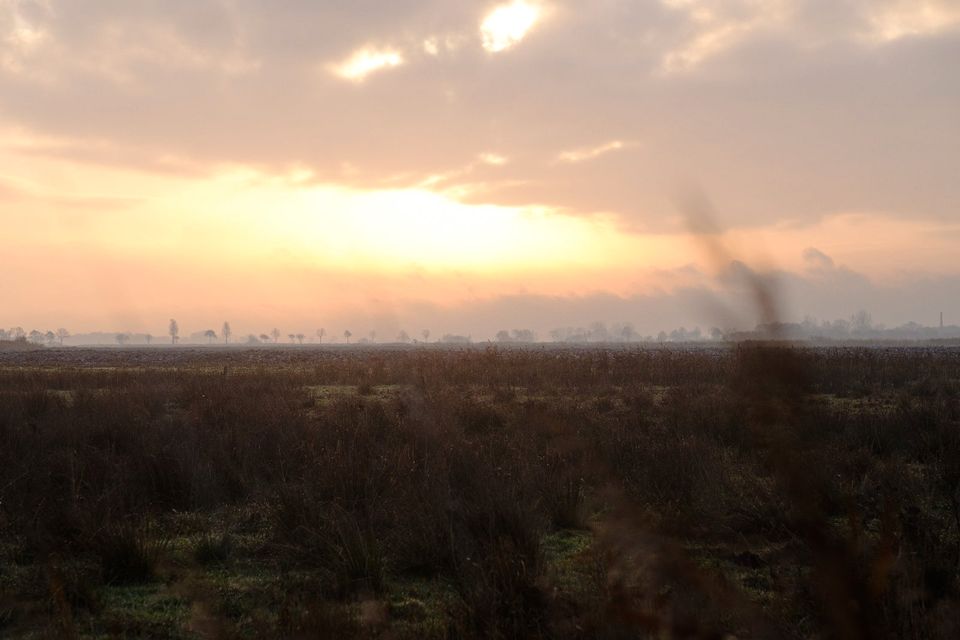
[115,333,129,346]
[851,310,873,335]
[169,319,179,345]
[259,333,270,343]
[397,330,410,343]
[222,321,232,345]
[422,329,430,343]
[204,329,217,344]
[316,328,326,344]
[288,333,296,344]
[271,328,280,344]
[56,328,70,345]
[29,330,43,344]
[10,327,25,340]
[296,333,305,344]
[44,331,56,346]
[343,329,352,343]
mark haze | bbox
[2,0,959,339]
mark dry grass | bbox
[0,345,958,637]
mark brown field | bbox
[1,345,959,638]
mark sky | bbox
[1,0,958,340]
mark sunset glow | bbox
[1,0,958,339]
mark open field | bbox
[2,345,959,638]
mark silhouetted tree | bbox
[115,333,129,346]
[296,333,305,344]
[368,330,376,343]
[145,334,152,345]
[44,331,56,346]
[316,328,326,344]
[397,330,410,343]
[343,330,352,343]
[828,318,851,336]
[259,334,270,343]
[270,328,280,343]
[169,319,179,345]
[204,329,217,344]
[28,330,43,344]
[496,330,512,343]
[56,328,69,345]
[288,333,296,344]
[421,329,430,343]
[10,327,25,340]
[851,310,873,335]
[222,321,232,344]
[588,322,609,342]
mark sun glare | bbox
[259,187,619,273]
[481,1,542,53]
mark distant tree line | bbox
[726,311,960,341]
[549,322,645,343]
[5,311,958,347]
[0,327,70,346]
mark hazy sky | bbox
[2,0,958,339]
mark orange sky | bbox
[2,1,959,339]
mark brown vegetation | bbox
[0,345,958,638]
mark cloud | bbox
[865,0,960,43]
[0,0,957,233]
[556,140,629,163]
[478,152,509,166]
[658,0,792,74]
[480,1,543,53]
[329,47,404,81]
[345,263,960,338]
[802,247,835,270]
[422,37,440,56]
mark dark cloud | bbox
[802,247,834,269]
[345,267,958,340]
[408,259,960,338]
